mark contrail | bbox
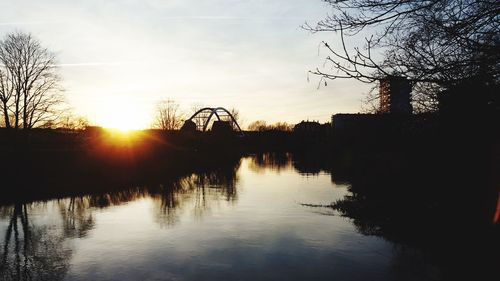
[160,16,304,21]
[56,61,133,67]
[0,20,72,26]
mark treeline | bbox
[246,120,294,132]
[151,98,303,132]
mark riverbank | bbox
[0,113,498,208]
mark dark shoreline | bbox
[1,127,499,281]
[0,118,498,215]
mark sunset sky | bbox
[0,0,371,129]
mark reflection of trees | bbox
[0,204,71,281]
[0,158,242,280]
[248,153,293,173]
[87,188,148,208]
[58,198,95,239]
[310,152,500,280]
[292,152,330,176]
[153,181,187,227]
[44,160,242,228]
[324,150,500,240]
[152,162,240,227]
[328,181,500,279]
[249,152,332,176]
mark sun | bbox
[99,112,148,131]
[100,118,142,131]
[95,100,151,131]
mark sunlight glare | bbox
[96,98,152,131]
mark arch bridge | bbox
[185,107,242,132]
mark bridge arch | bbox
[186,107,242,132]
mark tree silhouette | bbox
[0,32,64,129]
[247,120,268,131]
[56,112,89,130]
[306,0,499,112]
[152,99,184,130]
[247,120,293,131]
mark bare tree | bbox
[0,63,14,127]
[153,99,184,130]
[305,0,500,111]
[229,107,244,130]
[269,122,293,132]
[0,32,63,129]
[57,112,89,130]
[247,120,293,132]
[247,120,268,131]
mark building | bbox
[211,120,233,134]
[330,76,415,142]
[180,120,197,132]
[379,76,412,114]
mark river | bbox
[0,154,498,281]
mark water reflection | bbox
[297,150,500,281]
[248,152,293,173]
[0,153,498,281]
[151,166,239,227]
[0,159,241,280]
[0,204,71,281]
[59,198,95,239]
[71,165,240,228]
[248,152,330,176]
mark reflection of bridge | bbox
[183,107,242,132]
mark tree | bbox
[229,107,243,130]
[247,120,268,131]
[153,99,184,130]
[57,112,89,130]
[306,0,499,112]
[0,32,63,129]
[247,120,293,132]
[270,122,293,131]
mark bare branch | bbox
[152,99,184,130]
[0,32,64,129]
[306,0,500,112]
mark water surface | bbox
[0,155,497,281]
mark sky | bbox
[0,0,371,129]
